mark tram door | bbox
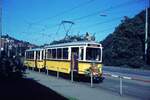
[35,50,40,69]
[71,47,79,73]
[35,51,37,68]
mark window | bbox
[86,48,101,61]
[42,51,44,59]
[47,49,52,59]
[26,52,28,59]
[80,48,84,60]
[36,51,40,60]
[26,51,34,59]
[71,47,79,59]
[52,49,56,59]
[63,48,68,59]
[57,48,62,59]
[30,51,34,59]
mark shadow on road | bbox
[0,78,67,100]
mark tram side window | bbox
[80,48,84,60]
[30,51,34,59]
[42,51,44,59]
[47,49,52,59]
[36,51,40,60]
[52,49,56,59]
[26,52,28,59]
[26,51,34,59]
[63,48,68,59]
[57,48,62,59]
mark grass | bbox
[67,96,78,100]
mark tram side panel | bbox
[36,60,45,69]
[45,47,71,74]
[24,60,36,68]
[78,62,102,75]
[24,51,36,68]
[46,60,71,74]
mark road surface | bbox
[103,66,150,79]
[25,70,150,100]
[102,66,150,100]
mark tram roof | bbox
[26,48,44,51]
[45,41,102,48]
[26,41,102,51]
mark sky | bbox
[2,0,149,45]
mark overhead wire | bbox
[25,0,96,37]
[31,0,96,25]
[42,0,143,32]
[73,7,143,31]
[71,0,143,21]
[28,0,145,44]
[75,16,123,30]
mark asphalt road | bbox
[26,70,150,100]
[94,76,150,100]
[103,66,150,77]
[103,66,150,80]
[101,66,150,100]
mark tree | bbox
[101,8,150,68]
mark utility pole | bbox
[0,0,2,58]
[145,7,148,63]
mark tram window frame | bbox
[63,48,68,59]
[86,47,101,61]
[57,48,62,59]
[47,49,52,59]
[52,49,56,59]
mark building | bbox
[0,34,37,57]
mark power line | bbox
[25,0,146,44]
[74,7,143,31]
[40,0,143,32]
[31,0,96,25]
[25,0,96,34]
[71,0,143,21]
[95,26,117,33]
[28,0,143,34]
[75,16,123,30]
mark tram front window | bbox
[86,48,101,61]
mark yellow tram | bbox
[24,41,103,80]
[24,48,45,69]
